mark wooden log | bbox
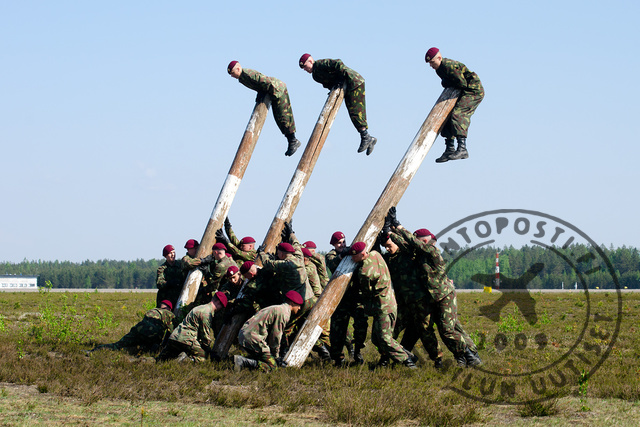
[284,87,461,367]
[211,85,345,359]
[174,97,271,315]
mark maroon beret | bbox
[227,60,239,74]
[414,228,436,240]
[330,231,345,245]
[303,240,317,249]
[285,290,304,305]
[301,247,313,258]
[184,239,199,249]
[425,47,439,62]
[162,245,174,257]
[277,242,295,253]
[226,265,240,277]
[160,300,173,311]
[240,236,256,245]
[240,261,255,274]
[349,241,366,255]
[299,53,311,68]
[212,243,227,251]
[214,291,228,308]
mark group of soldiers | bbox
[92,207,481,371]
[227,48,483,163]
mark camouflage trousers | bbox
[157,338,207,362]
[345,84,368,130]
[329,295,368,361]
[371,311,408,363]
[435,291,477,355]
[394,297,443,361]
[440,87,484,139]
[271,88,297,136]
[112,320,168,353]
[242,347,278,372]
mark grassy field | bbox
[0,289,638,425]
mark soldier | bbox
[326,231,368,365]
[299,54,377,155]
[232,260,281,316]
[228,61,301,156]
[386,207,482,367]
[349,242,416,369]
[198,243,238,304]
[157,291,228,362]
[424,47,484,163]
[303,240,329,287]
[181,239,202,273]
[214,265,245,335]
[235,290,304,371]
[90,300,176,355]
[156,244,185,307]
[302,246,331,352]
[216,217,257,263]
[378,232,443,368]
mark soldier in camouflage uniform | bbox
[228,61,301,156]
[198,243,238,305]
[90,300,177,355]
[213,265,245,335]
[157,291,228,362]
[156,245,186,307]
[387,208,481,367]
[349,242,416,369]
[235,290,304,371]
[425,47,484,163]
[215,217,257,264]
[233,261,282,316]
[299,54,377,156]
[181,239,202,273]
[303,241,329,287]
[325,232,368,365]
[302,246,331,350]
[378,232,443,368]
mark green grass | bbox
[0,290,638,425]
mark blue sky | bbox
[1,1,639,263]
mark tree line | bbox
[1,244,638,289]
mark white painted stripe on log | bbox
[333,256,357,277]
[276,169,307,221]
[210,174,242,222]
[285,324,323,367]
[399,130,438,181]
[176,269,203,310]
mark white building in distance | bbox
[0,275,38,290]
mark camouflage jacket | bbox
[258,235,313,301]
[310,253,329,288]
[312,59,365,91]
[238,302,292,357]
[233,267,282,314]
[168,302,216,349]
[382,234,431,306]
[305,262,323,298]
[436,58,483,95]
[393,227,455,301]
[224,224,257,263]
[219,278,244,305]
[353,250,396,316]
[181,254,202,273]
[133,307,176,339]
[156,260,185,303]
[204,256,238,292]
[239,69,287,100]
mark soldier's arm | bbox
[181,256,201,273]
[267,310,287,357]
[156,265,168,289]
[441,61,469,90]
[310,254,329,287]
[200,311,215,351]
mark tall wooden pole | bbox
[211,86,345,358]
[174,97,271,315]
[284,87,461,367]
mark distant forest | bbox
[1,244,638,290]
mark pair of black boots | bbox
[436,137,468,163]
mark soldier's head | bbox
[226,265,242,285]
[240,261,257,279]
[184,239,199,257]
[212,291,228,311]
[380,234,399,254]
[414,228,436,245]
[303,241,317,255]
[285,290,304,314]
[301,247,313,265]
[239,236,256,252]
[212,243,227,260]
[299,53,314,73]
[159,300,173,311]
[330,231,346,252]
[227,60,242,79]
[276,242,295,260]
[425,47,442,70]
[162,245,176,263]
[349,241,368,263]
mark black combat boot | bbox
[313,344,332,362]
[285,134,301,156]
[404,349,418,365]
[448,137,469,160]
[377,354,390,368]
[234,355,260,371]
[357,129,377,155]
[435,139,456,163]
[433,357,443,369]
[402,358,418,369]
[464,348,482,367]
[454,352,467,367]
[346,341,354,360]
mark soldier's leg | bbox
[344,84,368,130]
[448,91,484,139]
[351,303,369,354]
[434,292,467,356]
[257,352,278,372]
[271,90,296,136]
[185,340,207,362]
[371,312,408,364]
[329,303,350,362]
[415,299,443,361]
